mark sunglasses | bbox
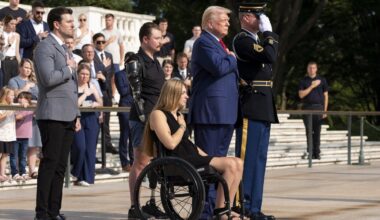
[79,18,87,22]
[36,11,45,15]
[96,41,106,45]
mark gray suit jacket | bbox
[34,34,79,122]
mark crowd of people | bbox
[0,0,199,186]
[0,1,330,220]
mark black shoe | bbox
[95,158,102,164]
[141,200,168,219]
[250,212,276,220]
[50,213,66,220]
[128,205,152,219]
[231,206,250,218]
[312,155,321,160]
[34,217,50,220]
[106,146,119,154]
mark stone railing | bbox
[0,1,155,53]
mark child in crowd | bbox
[0,87,16,182]
[10,91,33,181]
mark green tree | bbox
[23,0,132,12]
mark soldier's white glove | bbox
[259,14,272,32]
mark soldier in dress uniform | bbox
[233,3,278,220]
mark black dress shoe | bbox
[51,213,66,220]
[250,212,276,220]
[34,217,50,220]
[106,146,119,154]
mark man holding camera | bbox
[233,3,279,220]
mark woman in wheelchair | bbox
[143,79,244,219]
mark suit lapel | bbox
[47,34,66,57]
[203,32,226,53]
[27,20,37,36]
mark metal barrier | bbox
[1,104,380,184]
[277,110,380,167]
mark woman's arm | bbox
[150,110,186,150]
[197,147,208,156]
[15,33,21,63]
[90,83,103,107]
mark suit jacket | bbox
[115,69,133,107]
[233,29,279,123]
[173,67,192,80]
[17,19,49,60]
[188,31,239,125]
[34,34,79,122]
[93,51,114,98]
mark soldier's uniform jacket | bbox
[233,29,279,123]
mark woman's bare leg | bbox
[210,157,243,209]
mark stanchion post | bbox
[358,116,365,165]
[307,114,313,168]
[101,122,106,169]
[347,115,352,165]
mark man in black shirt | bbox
[0,0,27,24]
[127,22,166,219]
[155,18,175,63]
[299,61,329,159]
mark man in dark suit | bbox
[232,3,279,220]
[33,7,80,220]
[114,52,135,172]
[92,32,118,154]
[188,5,239,219]
[17,1,49,60]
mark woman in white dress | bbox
[74,13,93,53]
[1,15,20,86]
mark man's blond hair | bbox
[201,6,231,30]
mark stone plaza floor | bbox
[1,162,379,220]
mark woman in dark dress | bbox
[143,79,243,218]
[71,63,103,186]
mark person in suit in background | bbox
[188,5,238,219]
[33,6,80,220]
[233,3,279,219]
[114,52,135,172]
[16,1,49,60]
[173,52,192,89]
[92,32,118,154]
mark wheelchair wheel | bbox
[134,157,205,220]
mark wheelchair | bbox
[133,138,245,220]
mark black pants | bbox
[102,91,113,147]
[1,58,18,86]
[35,120,75,218]
[302,104,323,157]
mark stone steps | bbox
[2,113,380,190]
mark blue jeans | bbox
[10,138,29,176]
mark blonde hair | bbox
[0,87,14,105]
[201,6,231,30]
[20,59,37,83]
[142,79,186,157]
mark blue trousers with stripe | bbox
[235,119,271,214]
[194,124,234,219]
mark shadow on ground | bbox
[0,209,127,220]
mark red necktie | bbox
[219,39,228,52]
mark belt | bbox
[250,80,273,87]
[4,56,16,60]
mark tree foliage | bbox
[23,0,380,116]
[23,0,133,12]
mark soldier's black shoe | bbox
[250,212,276,220]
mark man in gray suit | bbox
[33,7,80,220]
